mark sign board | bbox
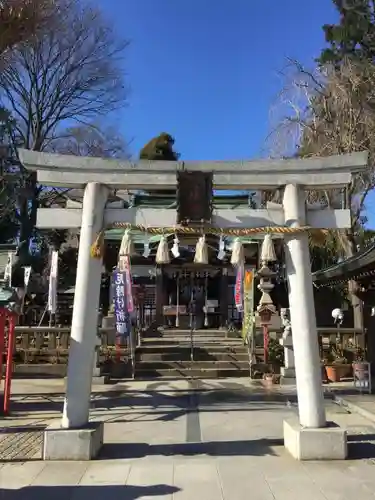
[176,171,213,225]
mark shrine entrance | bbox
[163,267,222,330]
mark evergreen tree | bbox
[319,0,375,65]
[139,133,179,161]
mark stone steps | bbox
[136,351,249,362]
[135,367,250,379]
[136,360,249,371]
[135,328,251,380]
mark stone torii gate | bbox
[19,149,368,461]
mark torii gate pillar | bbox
[43,182,109,461]
[282,184,347,460]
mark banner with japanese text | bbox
[242,269,255,342]
[113,270,130,336]
[235,265,244,312]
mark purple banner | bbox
[113,270,130,336]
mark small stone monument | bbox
[280,308,296,385]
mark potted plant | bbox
[352,347,367,380]
[262,338,284,385]
[324,347,348,383]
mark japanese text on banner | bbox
[113,270,130,336]
[235,265,244,312]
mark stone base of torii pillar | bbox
[282,184,347,461]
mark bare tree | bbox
[49,123,130,159]
[0,0,128,260]
[269,57,375,328]
[270,57,374,249]
[0,0,128,151]
[0,0,56,63]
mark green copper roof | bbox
[130,192,254,209]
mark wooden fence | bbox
[9,326,130,366]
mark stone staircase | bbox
[135,328,250,379]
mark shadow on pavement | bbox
[347,433,375,460]
[99,437,283,460]
[0,484,180,500]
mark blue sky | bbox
[97,0,375,225]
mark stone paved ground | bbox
[1,378,375,499]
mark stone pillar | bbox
[283,184,326,428]
[61,182,109,429]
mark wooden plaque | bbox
[176,171,213,225]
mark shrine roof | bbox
[312,242,375,287]
[62,190,256,209]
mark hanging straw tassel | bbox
[194,235,208,264]
[260,233,277,263]
[156,235,170,264]
[119,228,135,257]
[230,237,244,267]
[90,230,105,259]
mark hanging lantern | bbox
[119,228,135,258]
[156,235,170,264]
[231,238,244,267]
[194,235,208,264]
[260,234,277,263]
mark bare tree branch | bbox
[0,0,129,151]
[269,57,373,241]
[48,123,130,159]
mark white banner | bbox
[48,251,59,313]
[4,252,13,287]
[24,266,31,287]
[48,276,57,313]
[50,251,59,278]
